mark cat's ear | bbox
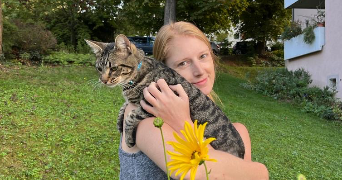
[115,34,130,51]
[85,39,106,56]
[115,34,137,55]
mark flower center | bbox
[191,151,200,159]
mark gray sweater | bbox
[119,135,175,180]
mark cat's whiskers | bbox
[87,78,103,91]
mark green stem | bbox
[204,161,209,180]
[159,127,170,180]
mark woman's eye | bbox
[178,61,188,67]
[200,54,208,59]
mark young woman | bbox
[119,21,269,180]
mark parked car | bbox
[127,36,155,55]
[210,41,221,55]
[232,41,256,55]
[233,41,272,54]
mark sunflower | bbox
[167,120,217,180]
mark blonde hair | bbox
[153,21,219,102]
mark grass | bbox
[0,64,124,179]
[1,64,341,179]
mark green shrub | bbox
[270,42,284,51]
[265,52,285,67]
[42,52,95,65]
[244,68,341,120]
[0,54,6,61]
[272,50,284,59]
[303,25,316,44]
[281,21,303,41]
[11,19,57,59]
[251,68,311,99]
[247,56,257,66]
[2,19,19,58]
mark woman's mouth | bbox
[194,78,207,86]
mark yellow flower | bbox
[167,120,217,180]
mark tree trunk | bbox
[256,41,266,55]
[164,0,176,25]
[0,0,3,55]
[69,7,77,52]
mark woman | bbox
[119,21,269,179]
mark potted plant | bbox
[281,21,303,41]
[303,25,315,44]
[315,9,325,27]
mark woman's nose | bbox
[192,60,204,77]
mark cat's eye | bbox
[97,67,103,72]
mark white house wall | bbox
[285,0,342,99]
[292,9,318,29]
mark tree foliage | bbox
[117,0,164,36]
[0,0,3,55]
[177,0,233,34]
[228,0,291,53]
[234,0,291,49]
[118,0,234,35]
[3,0,122,53]
[1,0,291,57]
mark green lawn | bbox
[1,64,341,179]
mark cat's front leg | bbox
[124,106,152,148]
[117,102,129,133]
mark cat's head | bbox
[85,34,143,87]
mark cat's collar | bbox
[137,61,142,70]
[123,80,136,91]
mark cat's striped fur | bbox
[86,34,245,158]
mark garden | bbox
[1,1,341,179]
[1,61,341,179]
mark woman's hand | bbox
[140,79,192,132]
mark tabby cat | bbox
[85,34,245,158]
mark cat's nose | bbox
[100,78,108,84]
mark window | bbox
[327,75,339,91]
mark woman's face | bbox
[165,35,215,95]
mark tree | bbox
[36,0,122,51]
[176,0,233,34]
[164,0,176,25]
[0,0,3,55]
[118,0,164,36]
[119,0,234,35]
[230,0,291,54]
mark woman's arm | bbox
[138,79,268,179]
[136,117,269,180]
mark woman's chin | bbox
[196,86,211,96]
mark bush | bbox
[281,21,302,41]
[244,68,341,120]
[10,19,57,60]
[251,68,310,99]
[270,42,284,51]
[42,52,95,65]
[2,19,19,59]
[272,50,284,58]
[303,25,316,44]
